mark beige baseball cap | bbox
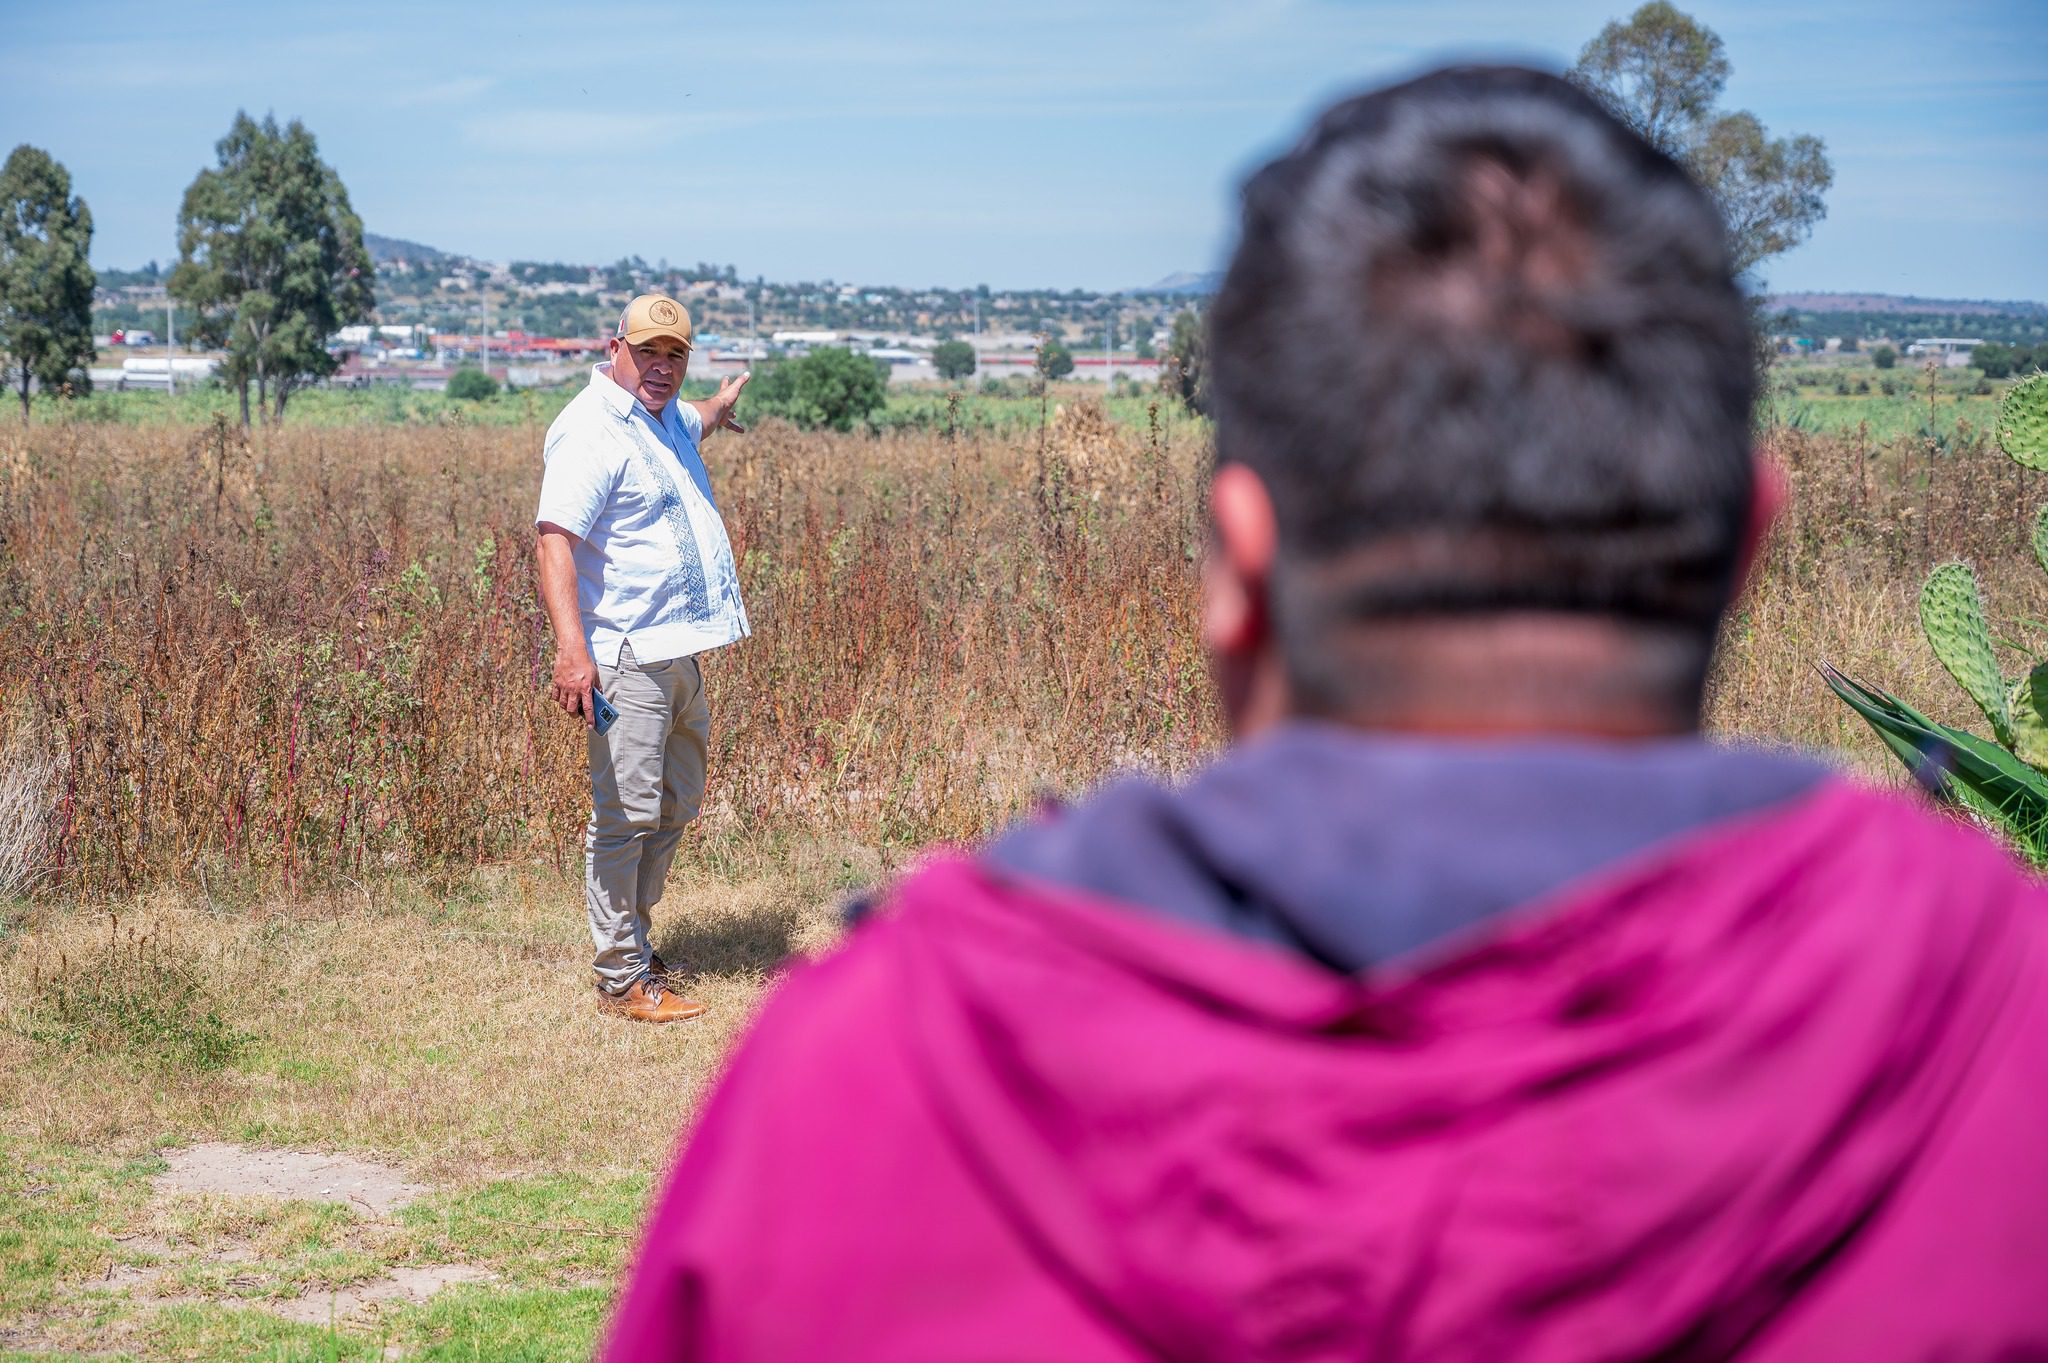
[615,293,694,350]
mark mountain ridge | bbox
[1763,291,2045,317]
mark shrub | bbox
[1161,309,1207,411]
[26,916,248,1071]
[447,367,499,401]
[932,339,976,381]
[1974,342,2015,380]
[748,348,888,432]
[1872,345,1897,371]
[1036,338,1075,381]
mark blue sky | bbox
[4,0,2042,298]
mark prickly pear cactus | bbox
[2010,664,2048,772]
[1830,370,2048,857]
[2001,372,2048,471]
[1919,560,2013,747]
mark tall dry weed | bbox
[0,402,1214,896]
[0,396,2034,897]
[0,722,59,900]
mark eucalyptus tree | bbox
[1572,3,1831,277]
[0,145,96,421]
[171,113,373,424]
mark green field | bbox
[25,376,1196,436]
[1766,389,2003,441]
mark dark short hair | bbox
[1209,65,1755,708]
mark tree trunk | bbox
[274,380,291,425]
[17,369,29,424]
[238,380,251,427]
[256,372,268,426]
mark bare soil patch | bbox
[156,1142,426,1214]
[271,1263,498,1325]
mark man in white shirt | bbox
[535,293,750,1023]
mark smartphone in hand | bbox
[591,686,620,735]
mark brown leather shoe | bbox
[599,977,706,1024]
[647,951,672,977]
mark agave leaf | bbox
[1820,662,2048,847]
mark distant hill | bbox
[364,232,458,268]
[1133,271,1221,296]
[1765,292,2045,318]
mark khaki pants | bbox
[586,641,710,993]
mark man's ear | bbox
[1734,449,1787,598]
[1203,462,1279,654]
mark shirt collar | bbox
[591,362,644,423]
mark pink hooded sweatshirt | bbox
[606,772,2048,1360]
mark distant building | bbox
[1906,338,1985,369]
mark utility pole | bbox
[166,297,176,397]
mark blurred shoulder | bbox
[1808,779,2048,961]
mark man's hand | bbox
[694,371,750,436]
[551,649,600,726]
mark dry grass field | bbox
[2,395,2044,1360]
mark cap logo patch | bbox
[650,300,681,325]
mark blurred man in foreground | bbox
[607,68,2048,1358]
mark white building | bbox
[1906,337,1986,369]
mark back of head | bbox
[1209,65,1755,715]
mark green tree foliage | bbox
[0,145,96,421]
[446,366,499,401]
[1975,343,2016,381]
[1036,337,1075,381]
[932,338,976,381]
[170,112,374,426]
[1160,309,1207,411]
[750,348,888,431]
[1873,345,1898,371]
[1572,4,1831,276]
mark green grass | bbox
[391,1285,610,1362]
[0,1135,638,1360]
[0,858,849,1360]
[400,1175,648,1285]
[0,1140,159,1320]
